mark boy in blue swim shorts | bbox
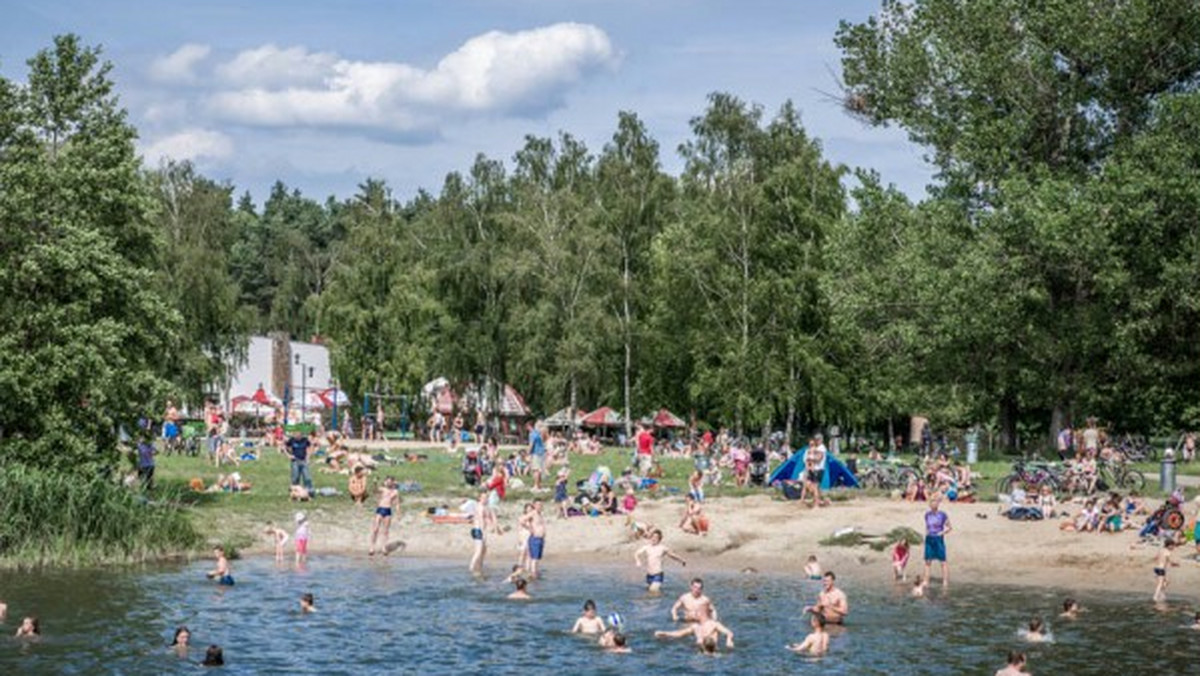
[369,477,400,556]
[922,496,952,588]
[207,546,234,586]
[634,529,687,594]
[519,499,547,579]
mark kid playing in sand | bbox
[571,600,606,634]
[1153,539,1179,602]
[679,495,709,536]
[891,539,910,581]
[635,529,687,594]
[369,477,400,556]
[206,546,234,585]
[264,522,289,563]
[786,612,829,656]
[294,512,311,565]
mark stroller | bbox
[1139,492,1186,539]
[749,447,769,486]
[462,449,483,486]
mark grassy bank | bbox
[0,465,201,568]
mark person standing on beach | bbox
[635,529,687,594]
[671,578,718,622]
[263,522,289,563]
[636,424,655,475]
[923,495,952,587]
[803,438,827,508]
[529,421,547,491]
[369,477,400,556]
[1152,539,1178,602]
[469,490,490,576]
[293,512,311,565]
[519,499,547,579]
[285,430,314,496]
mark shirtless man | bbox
[468,490,490,576]
[671,578,718,622]
[369,477,400,556]
[507,577,531,600]
[519,499,547,579]
[571,600,606,634]
[634,529,687,594]
[655,602,734,652]
[995,651,1028,676]
[803,572,849,624]
[787,612,829,656]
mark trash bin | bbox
[965,428,979,464]
[1160,451,1176,494]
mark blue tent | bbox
[768,447,859,489]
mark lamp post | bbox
[294,354,313,428]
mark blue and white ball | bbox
[607,612,624,629]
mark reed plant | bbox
[0,464,201,567]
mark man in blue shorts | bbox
[923,495,952,588]
[520,499,547,579]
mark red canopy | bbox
[581,406,625,427]
[651,408,686,429]
[250,386,282,407]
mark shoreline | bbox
[226,493,1200,596]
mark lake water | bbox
[0,555,1195,674]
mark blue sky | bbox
[1,0,934,205]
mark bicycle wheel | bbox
[1117,467,1146,492]
[897,468,919,489]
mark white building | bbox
[222,335,332,413]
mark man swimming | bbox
[787,612,829,656]
[803,572,848,624]
[634,529,687,594]
[671,578,718,622]
[368,477,400,556]
[995,651,1028,676]
[206,546,234,586]
[507,577,532,600]
[519,499,547,579]
[469,490,490,576]
[571,600,606,634]
[655,602,734,652]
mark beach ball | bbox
[607,613,624,629]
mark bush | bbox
[0,464,200,567]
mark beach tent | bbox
[768,447,860,489]
[545,407,584,429]
[649,408,686,429]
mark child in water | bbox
[1021,616,1049,643]
[507,577,532,601]
[170,626,191,657]
[264,522,289,563]
[14,616,39,638]
[786,612,829,656]
[804,555,822,580]
[571,600,606,634]
[1153,539,1179,602]
[892,539,910,581]
[206,546,234,585]
[1060,598,1080,619]
[300,593,316,613]
[294,512,311,565]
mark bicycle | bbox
[995,459,1063,495]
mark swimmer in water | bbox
[787,612,829,656]
[803,572,849,624]
[300,593,316,613]
[603,632,631,654]
[634,529,687,594]
[655,602,734,652]
[1060,598,1080,619]
[14,616,39,638]
[206,546,234,586]
[170,626,191,657]
[508,577,532,601]
[572,600,606,634]
[911,577,927,598]
[671,578,718,622]
[994,650,1027,676]
[1190,612,1200,630]
[0,599,6,620]
[1022,616,1048,642]
[1153,539,1178,602]
[202,644,224,667]
[803,555,822,580]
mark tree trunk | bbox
[569,375,578,440]
[784,362,797,449]
[622,244,633,443]
[1049,401,1070,452]
[887,417,895,454]
[998,393,1019,454]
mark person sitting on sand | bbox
[635,529,687,594]
[1037,485,1058,519]
[206,546,234,585]
[672,578,718,622]
[995,651,1028,676]
[14,616,39,638]
[904,476,927,503]
[655,602,734,652]
[804,572,849,624]
[1022,616,1048,642]
[300,593,316,613]
[679,495,709,536]
[571,600,606,634]
[507,577,531,601]
[1060,598,1080,619]
[786,612,829,656]
[348,465,368,505]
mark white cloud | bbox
[149,43,211,83]
[206,23,617,134]
[142,129,234,164]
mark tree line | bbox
[3,4,1199,474]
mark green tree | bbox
[0,35,178,472]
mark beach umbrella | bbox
[317,387,349,408]
[651,408,686,429]
[250,386,282,407]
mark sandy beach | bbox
[235,489,1200,595]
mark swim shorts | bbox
[218,575,235,586]
[646,572,665,586]
[471,527,483,541]
[376,507,393,518]
[806,469,825,484]
[1154,567,1166,577]
[295,538,309,555]
[924,534,947,562]
[528,535,545,560]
